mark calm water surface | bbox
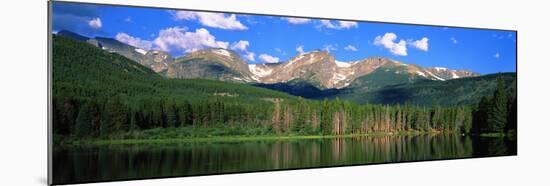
[53,134,516,184]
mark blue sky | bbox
[52,2,516,74]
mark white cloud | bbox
[153,27,229,53]
[373,33,407,56]
[244,52,255,61]
[323,44,337,52]
[124,17,132,22]
[274,48,287,55]
[494,52,500,59]
[88,17,102,29]
[320,20,337,29]
[492,34,505,39]
[319,20,358,29]
[283,17,311,24]
[338,21,359,29]
[409,37,429,51]
[344,45,358,51]
[229,40,256,61]
[450,37,458,44]
[259,54,280,63]
[230,40,249,51]
[296,45,305,54]
[170,11,247,30]
[115,32,153,50]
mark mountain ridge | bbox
[53,31,515,106]
[55,30,482,90]
[166,48,255,83]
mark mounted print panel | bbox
[48,1,517,185]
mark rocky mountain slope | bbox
[249,51,479,89]
[53,31,516,106]
[57,30,173,73]
[166,48,255,83]
[55,30,479,90]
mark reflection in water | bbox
[53,134,516,184]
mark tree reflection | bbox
[53,135,515,184]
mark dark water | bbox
[53,134,516,184]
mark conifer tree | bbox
[101,95,128,136]
[488,77,508,132]
[75,101,101,137]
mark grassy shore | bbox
[57,128,443,146]
[477,131,516,138]
[56,126,514,147]
[62,134,362,146]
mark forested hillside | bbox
[257,67,516,106]
[339,72,516,105]
[52,36,295,138]
[52,36,516,141]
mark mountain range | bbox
[57,30,173,73]
[55,30,514,105]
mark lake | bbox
[52,134,516,184]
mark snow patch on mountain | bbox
[283,54,306,68]
[452,71,459,79]
[135,48,147,55]
[248,64,272,78]
[332,73,347,84]
[213,49,232,57]
[425,70,445,81]
[335,60,352,68]
[416,71,427,77]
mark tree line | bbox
[52,35,517,139]
[472,76,517,133]
[53,77,516,139]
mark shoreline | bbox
[59,131,435,146]
[56,131,514,146]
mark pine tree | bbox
[462,107,473,133]
[164,99,177,128]
[488,77,508,132]
[506,92,517,132]
[473,96,491,133]
[101,95,128,136]
[75,101,101,137]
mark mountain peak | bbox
[55,32,175,73]
[54,31,480,89]
[248,51,481,89]
[168,48,254,83]
[56,30,89,41]
[184,48,241,62]
[424,67,479,80]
